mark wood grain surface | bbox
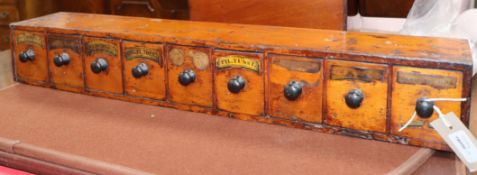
[189,0,346,30]
[391,66,464,150]
[12,30,47,85]
[83,37,122,94]
[8,12,475,150]
[268,54,323,123]
[47,34,83,92]
[167,45,213,107]
[214,50,265,116]
[325,60,388,133]
[10,13,472,70]
[123,41,165,100]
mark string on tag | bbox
[398,98,467,132]
[433,105,452,129]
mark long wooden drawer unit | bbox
[10,12,474,150]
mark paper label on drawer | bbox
[48,37,80,53]
[430,112,477,172]
[397,71,457,89]
[125,46,161,63]
[189,50,209,70]
[86,40,118,56]
[329,65,384,83]
[169,48,185,66]
[272,58,321,73]
[16,32,44,48]
[216,55,260,72]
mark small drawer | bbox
[0,5,19,25]
[47,34,83,92]
[268,55,323,122]
[214,50,264,116]
[325,60,388,132]
[13,31,48,85]
[391,67,463,142]
[167,45,213,107]
[123,41,165,100]
[83,37,122,94]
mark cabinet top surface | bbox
[10,12,473,68]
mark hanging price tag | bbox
[430,112,477,172]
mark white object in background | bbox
[401,0,470,36]
[454,10,477,76]
[347,14,406,33]
[400,0,476,76]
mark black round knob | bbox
[53,53,70,67]
[19,49,35,62]
[284,81,303,101]
[415,98,434,119]
[90,58,108,74]
[132,63,149,78]
[345,89,364,109]
[178,70,196,86]
[227,76,246,94]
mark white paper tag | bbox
[430,112,477,172]
[448,130,477,163]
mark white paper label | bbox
[449,130,477,163]
[430,112,477,172]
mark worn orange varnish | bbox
[215,50,265,116]
[10,12,475,150]
[268,54,323,123]
[47,34,83,92]
[325,60,388,133]
[167,45,213,107]
[83,37,123,94]
[123,41,165,100]
[13,30,47,85]
[391,66,464,148]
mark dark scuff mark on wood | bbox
[368,34,388,39]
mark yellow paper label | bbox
[216,55,260,72]
[125,46,161,62]
[16,32,44,48]
[86,40,117,56]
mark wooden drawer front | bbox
[215,50,264,116]
[0,5,19,25]
[391,67,463,142]
[83,37,122,94]
[167,45,213,107]
[268,55,323,122]
[47,35,83,92]
[13,31,47,84]
[123,41,165,99]
[325,60,388,132]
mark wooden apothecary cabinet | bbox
[10,12,475,150]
